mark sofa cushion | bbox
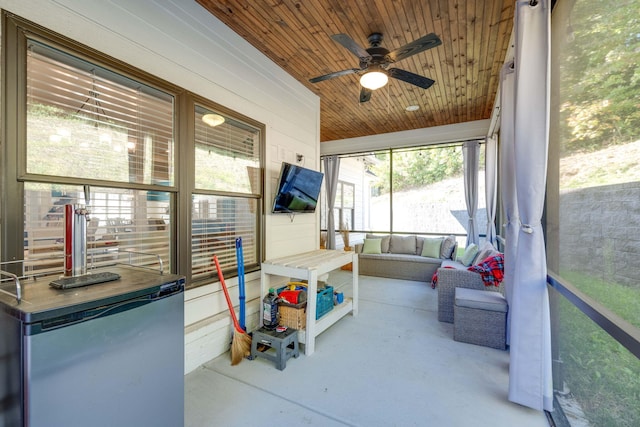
[359,253,440,264]
[440,259,467,270]
[440,235,457,259]
[455,287,508,312]
[421,237,443,258]
[366,234,390,253]
[389,235,417,255]
[460,243,479,266]
[362,238,382,254]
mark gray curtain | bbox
[323,156,340,249]
[485,135,498,246]
[507,0,553,411]
[462,140,480,246]
[500,60,517,347]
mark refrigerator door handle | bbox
[34,297,153,334]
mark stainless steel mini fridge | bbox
[0,265,185,427]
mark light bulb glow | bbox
[360,71,388,90]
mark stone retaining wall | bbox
[559,182,640,287]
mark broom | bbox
[213,255,252,365]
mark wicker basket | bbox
[278,302,306,329]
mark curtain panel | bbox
[323,156,340,249]
[462,140,480,246]
[484,135,498,246]
[507,0,554,412]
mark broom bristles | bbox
[230,330,252,366]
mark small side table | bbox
[250,327,299,370]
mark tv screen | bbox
[272,162,324,213]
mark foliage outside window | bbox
[549,0,640,425]
[321,144,485,242]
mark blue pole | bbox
[236,237,246,331]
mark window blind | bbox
[191,195,258,281]
[26,40,174,186]
[194,106,260,195]
[24,183,171,277]
[22,40,174,277]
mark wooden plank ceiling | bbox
[196,0,514,142]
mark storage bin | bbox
[276,283,334,327]
[278,301,306,329]
[315,285,334,319]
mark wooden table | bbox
[260,249,358,355]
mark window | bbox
[192,105,262,280]
[548,0,640,425]
[2,14,264,286]
[321,143,484,245]
[391,145,479,234]
[335,181,355,230]
[19,37,174,276]
[26,41,173,185]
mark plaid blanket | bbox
[431,253,504,289]
[468,253,504,287]
[431,267,452,288]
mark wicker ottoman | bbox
[453,287,508,350]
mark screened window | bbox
[192,105,262,279]
[548,1,640,424]
[321,144,484,244]
[391,145,485,235]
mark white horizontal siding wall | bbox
[0,0,320,373]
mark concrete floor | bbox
[185,272,550,427]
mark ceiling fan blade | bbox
[359,87,372,103]
[331,34,372,62]
[385,33,442,63]
[309,68,361,83]
[388,68,435,89]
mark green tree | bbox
[560,0,640,153]
[369,145,465,195]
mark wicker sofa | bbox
[354,234,457,282]
[436,244,505,323]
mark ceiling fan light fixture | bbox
[202,113,225,127]
[360,70,388,90]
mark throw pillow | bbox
[421,237,443,258]
[389,235,417,255]
[362,238,382,254]
[460,243,479,266]
[440,235,457,259]
[366,233,390,253]
[473,242,498,266]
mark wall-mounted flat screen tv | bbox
[272,162,324,213]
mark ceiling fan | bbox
[309,32,442,103]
